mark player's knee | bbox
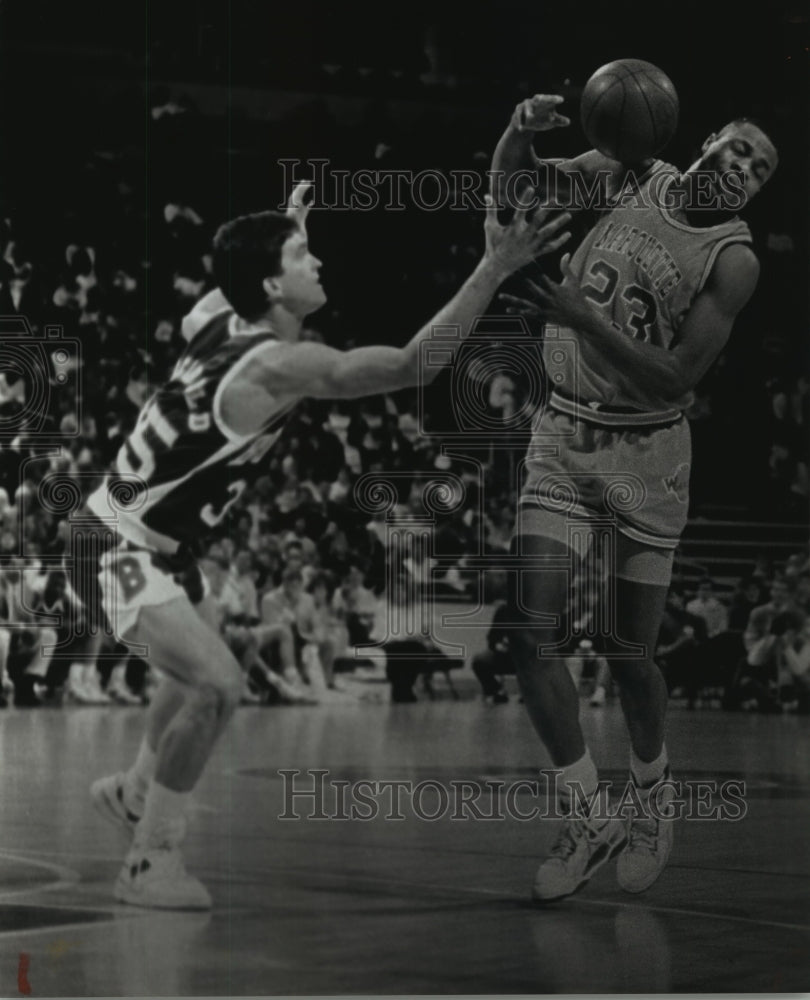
[510,627,559,673]
[609,656,661,687]
[194,665,242,719]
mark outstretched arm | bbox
[491,94,569,217]
[238,196,571,402]
[491,94,651,221]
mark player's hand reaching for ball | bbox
[484,191,571,277]
[500,253,593,328]
[285,180,314,228]
[511,95,571,132]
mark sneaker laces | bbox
[549,817,604,861]
[628,814,659,851]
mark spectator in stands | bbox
[232,550,260,622]
[1,565,60,707]
[721,578,800,712]
[686,577,729,638]
[318,521,353,579]
[655,585,708,708]
[282,517,318,565]
[728,577,767,632]
[743,577,797,657]
[281,540,315,587]
[794,572,810,615]
[779,612,810,713]
[566,639,613,707]
[306,573,352,689]
[725,608,803,713]
[261,566,332,693]
[332,563,377,648]
[375,572,464,703]
[470,601,517,703]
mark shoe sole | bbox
[114,879,212,910]
[532,830,628,904]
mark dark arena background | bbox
[0,1,808,996]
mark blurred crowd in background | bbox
[0,2,806,712]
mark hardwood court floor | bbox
[0,695,808,995]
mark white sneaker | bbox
[83,672,112,705]
[616,772,676,894]
[533,815,627,902]
[108,683,142,706]
[114,846,212,910]
[90,773,142,833]
[589,686,607,707]
[240,684,263,705]
[65,679,97,704]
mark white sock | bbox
[631,745,669,788]
[136,781,191,850]
[82,664,99,689]
[558,749,598,805]
[124,738,156,808]
[110,663,127,689]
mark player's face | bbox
[274,229,327,316]
[696,122,778,209]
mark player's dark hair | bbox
[720,117,777,149]
[212,211,298,321]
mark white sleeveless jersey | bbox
[545,161,751,423]
[87,308,295,554]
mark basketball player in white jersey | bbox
[491,95,777,900]
[83,184,571,909]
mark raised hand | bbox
[285,180,314,229]
[511,94,571,133]
[484,192,571,277]
[500,253,593,328]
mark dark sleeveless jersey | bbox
[87,308,295,554]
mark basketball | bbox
[580,59,679,163]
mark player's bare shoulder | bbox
[181,288,232,342]
[216,338,337,435]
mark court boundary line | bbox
[210,860,810,934]
[4,846,809,936]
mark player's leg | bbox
[88,547,242,908]
[510,523,626,902]
[510,531,585,764]
[602,540,673,759]
[606,537,677,893]
[471,650,508,701]
[91,674,186,827]
[137,599,242,789]
[93,594,227,829]
[113,593,242,909]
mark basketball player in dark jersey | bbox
[84,184,571,909]
[491,95,777,901]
